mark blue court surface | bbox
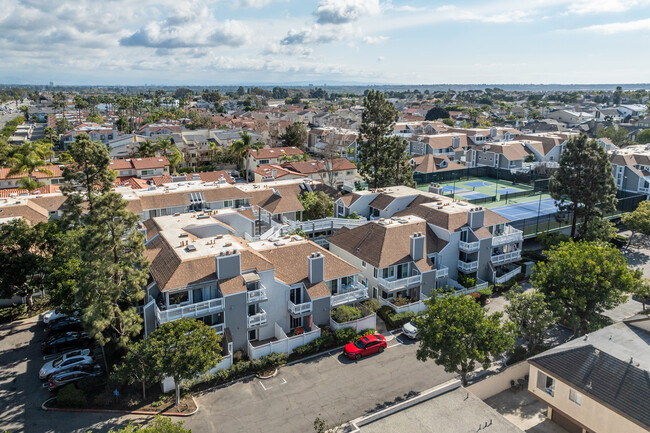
[441,185,465,193]
[464,181,493,188]
[491,198,561,221]
[497,188,521,194]
[459,192,493,200]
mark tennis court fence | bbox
[413,166,548,186]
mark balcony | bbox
[210,323,225,335]
[247,286,268,303]
[457,260,479,273]
[435,265,449,279]
[491,251,521,265]
[492,227,523,247]
[330,285,369,307]
[288,300,313,316]
[377,274,422,292]
[248,309,267,328]
[459,240,480,253]
[494,266,522,284]
[156,298,224,324]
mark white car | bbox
[42,309,67,324]
[401,320,419,339]
[39,349,93,379]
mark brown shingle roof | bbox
[218,275,247,296]
[249,147,303,160]
[257,241,359,287]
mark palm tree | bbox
[7,141,54,190]
[209,141,224,168]
[154,137,173,156]
[44,127,58,148]
[228,132,262,182]
[134,139,156,157]
[167,146,183,174]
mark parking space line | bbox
[387,342,401,349]
[259,380,268,391]
[328,351,343,365]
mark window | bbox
[569,389,582,406]
[361,261,366,268]
[373,267,378,278]
[140,169,155,176]
[382,266,395,279]
[168,291,189,305]
[536,371,555,397]
[224,200,233,208]
[259,159,270,164]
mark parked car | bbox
[46,318,82,336]
[42,309,68,324]
[343,334,387,360]
[39,349,93,379]
[41,332,91,354]
[47,364,103,391]
[402,319,419,339]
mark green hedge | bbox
[377,305,415,330]
[56,384,87,408]
[288,328,375,361]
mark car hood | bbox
[402,322,417,333]
[344,342,360,353]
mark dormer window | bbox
[452,137,460,148]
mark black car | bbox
[41,332,91,354]
[46,318,83,336]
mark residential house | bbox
[546,110,593,127]
[61,123,118,148]
[0,164,65,190]
[609,144,650,196]
[246,147,304,178]
[518,133,578,164]
[136,121,183,137]
[409,155,464,175]
[141,212,365,358]
[527,316,650,433]
[466,141,532,169]
[109,157,170,179]
[408,133,469,161]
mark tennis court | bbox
[458,192,493,200]
[491,198,561,221]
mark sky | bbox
[0,0,649,85]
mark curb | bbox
[41,395,199,417]
[256,368,278,380]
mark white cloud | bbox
[231,0,289,7]
[577,17,650,33]
[566,0,650,14]
[314,0,382,24]
[363,35,388,44]
[377,56,384,61]
[280,24,359,45]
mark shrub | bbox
[506,346,528,366]
[333,327,357,344]
[76,376,104,394]
[377,305,415,329]
[361,299,380,313]
[391,296,410,306]
[331,305,362,323]
[232,350,245,363]
[458,273,477,289]
[56,384,86,408]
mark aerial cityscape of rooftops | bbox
[1,1,649,433]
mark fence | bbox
[413,166,547,187]
[466,361,530,399]
[378,297,428,314]
[247,323,321,360]
[329,314,377,333]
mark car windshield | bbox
[353,339,366,349]
[52,357,64,367]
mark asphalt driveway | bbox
[0,326,453,433]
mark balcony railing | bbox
[156,298,224,324]
[330,285,369,307]
[435,265,449,279]
[377,274,422,292]
[247,286,268,303]
[210,323,225,335]
[459,240,480,253]
[248,309,267,328]
[457,260,479,273]
[288,300,313,316]
[491,251,521,265]
[494,266,522,284]
[492,227,523,247]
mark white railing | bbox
[247,286,268,303]
[491,251,521,265]
[378,297,428,314]
[248,309,267,328]
[457,260,479,273]
[288,300,313,316]
[155,298,224,324]
[435,265,449,279]
[247,323,321,359]
[210,323,225,334]
[492,227,523,247]
[330,285,369,307]
[329,314,376,333]
[459,241,480,252]
[377,274,422,291]
[448,278,489,295]
[494,266,522,284]
[282,217,368,235]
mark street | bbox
[0,321,453,433]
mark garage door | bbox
[551,409,582,433]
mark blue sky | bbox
[0,0,649,85]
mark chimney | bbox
[271,168,277,179]
[410,232,425,261]
[216,250,241,280]
[467,207,485,230]
[308,252,324,284]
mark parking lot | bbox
[0,323,454,433]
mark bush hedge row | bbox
[377,305,415,330]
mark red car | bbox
[343,334,387,360]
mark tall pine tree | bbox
[358,90,414,189]
[548,134,617,239]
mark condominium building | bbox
[609,144,650,196]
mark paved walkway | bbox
[486,390,568,433]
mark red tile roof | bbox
[249,147,304,160]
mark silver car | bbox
[39,349,92,379]
[402,320,418,339]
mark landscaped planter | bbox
[329,313,376,333]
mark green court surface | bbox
[417,176,543,208]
